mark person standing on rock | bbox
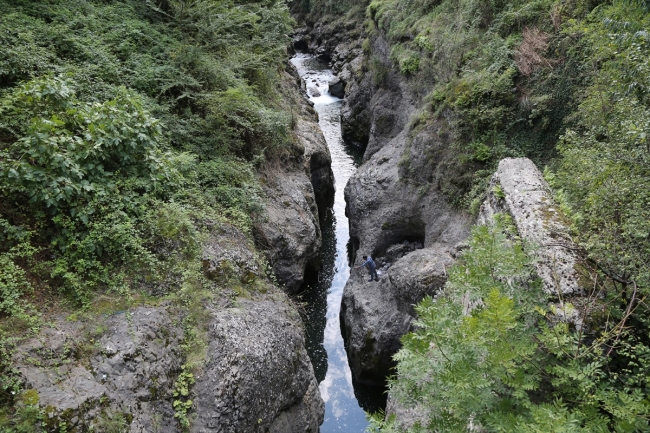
[356,255,379,282]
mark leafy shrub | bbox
[0,75,179,214]
[375,219,650,432]
[552,3,650,294]
[0,251,35,321]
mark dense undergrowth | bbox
[370,219,650,432]
[0,0,294,428]
[296,0,650,430]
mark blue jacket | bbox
[360,257,376,271]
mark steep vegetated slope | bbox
[0,0,330,431]
[295,0,650,430]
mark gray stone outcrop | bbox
[327,77,345,98]
[479,157,582,295]
[192,297,324,433]
[340,34,471,261]
[14,295,324,432]
[341,245,454,385]
[337,35,470,387]
[14,306,184,432]
[382,159,587,430]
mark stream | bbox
[290,53,386,432]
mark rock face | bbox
[332,33,470,387]
[478,157,582,295]
[255,66,335,294]
[202,225,260,284]
[192,297,324,433]
[14,306,184,432]
[341,245,454,385]
[292,12,471,387]
[14,294,324,433]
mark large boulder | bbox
[343,123,471,261]
[327,77,345,98]
[341,245,454,385]
[257,169,323,293]
[192,297,324,433]
[479,157,582,296]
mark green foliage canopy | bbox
[373,220,650,432]
[0,75,179,215]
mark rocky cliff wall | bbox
[13,227,325,433]
[10,68,330,432]
[291,10,472,386]
[341,244,456,385]
[254,63,335,294]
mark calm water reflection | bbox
[291,53,386,433]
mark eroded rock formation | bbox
[254,64,335,294]
[479,157,582,296]
[14,307,183,432]
[192,298,323,433]
[341,244,456,385]
[13,226,325,433]
[384,157,588,428]
[11,69,330,432]
[299,17,471,386]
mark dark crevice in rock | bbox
[347,235,359,267]
[293,39,309,51]
[303,258,322,286]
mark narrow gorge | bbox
[2,0,650,431]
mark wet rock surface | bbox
[327,77,345,98]
[341,244,454,385]
[479,157,582,295]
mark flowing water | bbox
[290,53,386,432]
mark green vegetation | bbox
[0,0,294,429]
[365,0,588,209]
[371,218,650,432]
[336,0,650,430]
